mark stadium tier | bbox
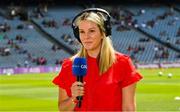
[0,5,180,68]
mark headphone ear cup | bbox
[104,20,111,36]
[73,26,81,43]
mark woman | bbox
[53,8,142,111]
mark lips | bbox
[84,41,92,44]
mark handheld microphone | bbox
[72,57,87,108]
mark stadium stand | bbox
[31,6,82,52]
[0,15,70,68]
[0,3,180,69]
[124,5,180,49]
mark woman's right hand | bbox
[71,81,85,100]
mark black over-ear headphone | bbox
[72,8,111,43]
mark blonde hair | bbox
[72,11,116,74]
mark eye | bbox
[79,30,85,34]
[89,29,95,33]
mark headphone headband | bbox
[72,8,110,27]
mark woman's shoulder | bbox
[115,52,130,62]
[61,58,72,69]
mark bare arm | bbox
[122,83,137,112]
[58,82,85,111]
[58,87,76,111]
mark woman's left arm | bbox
[122,83,137,112]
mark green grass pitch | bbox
[0,68,180,111]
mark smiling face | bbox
[79,20,103,57]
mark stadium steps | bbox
[123,6,180,54]
[135,27,180,53]
[28,19,75,55]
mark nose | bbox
[83,32,91,39]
